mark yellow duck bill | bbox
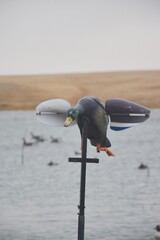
[64,117,73,127]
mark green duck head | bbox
[64,107,80,127]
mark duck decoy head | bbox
[64,108,79,127]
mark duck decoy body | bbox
[64,97,115,156]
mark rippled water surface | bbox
[0,110,160,240]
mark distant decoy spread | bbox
[36,96,150,156]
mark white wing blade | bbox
[36,99,71,126]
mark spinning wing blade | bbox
[36,99,71,126]
[105,98,150,131]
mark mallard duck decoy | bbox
[64,97,115,156]
[47,161,58,166]
[36,97,150,157]
[74,151,81,155]
[138,163,148,169]
[30,132,45,142]
[154,225,160,239]
[50,136,60,143]
[22,138,34,146]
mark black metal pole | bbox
[77,118,88,240]
[68,118,99,240]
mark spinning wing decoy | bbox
[36,96,151,157]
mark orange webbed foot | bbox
[96,144,115,157]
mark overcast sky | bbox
[0,0,160,75]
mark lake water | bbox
[0,109,160,240]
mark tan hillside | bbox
[0,70,160,110]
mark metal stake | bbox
[69,118,99,240]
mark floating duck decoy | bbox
[22,138,34,146]
[138,163,149,169]
[36,97,150,156]
[50,136,60,143]
[74,151,81,155]
[47,161,58,166]
[30,132,45,142]
[154,225,160,239]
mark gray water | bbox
[0,109,160,240]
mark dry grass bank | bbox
[0,70,160,110]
